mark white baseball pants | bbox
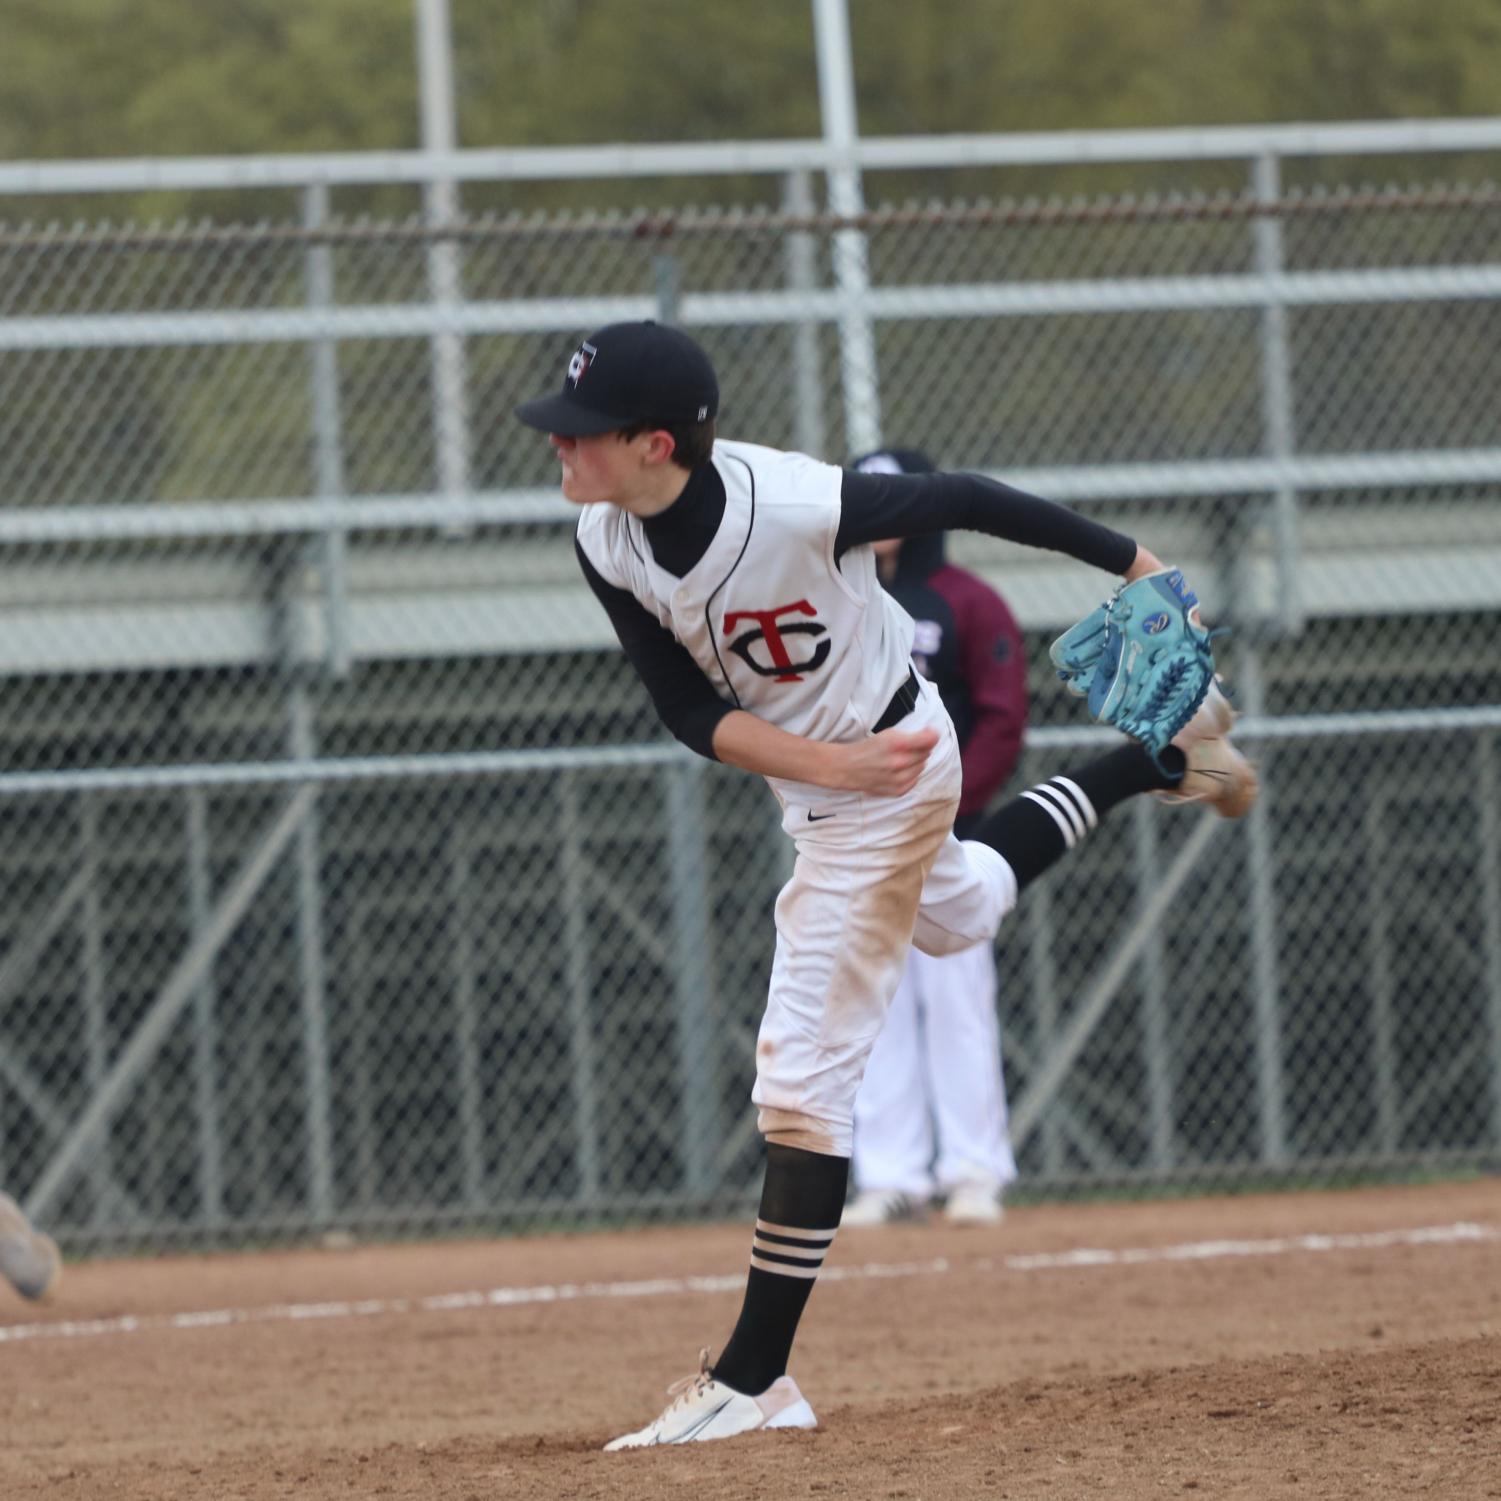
[752,677,1018,1156]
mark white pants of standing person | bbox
[847,940,1017,1226]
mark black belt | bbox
[872,666,921,733]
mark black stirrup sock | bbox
[710,1144,848,1396]
[970,743,1184,891]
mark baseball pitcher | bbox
[516,320,1256,1449]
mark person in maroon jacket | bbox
[843,448,1025,1227]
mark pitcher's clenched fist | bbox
[831,727,941,796]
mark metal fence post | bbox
[415,0,473,524]
[184,788,226,1226]
[654,250,682,326]
[1477,732,1501,1149]
[448,822,486,1208]
[558,774,602,1202]
[1253,150,1303,635]
[666,759,716,1198]
[783,169,828,459]
[1023,883,1065,1178]
[1363,788,1401,1155]
[287,689,335,1223]
[77,794,113,1225]
[302,182,351,678]
[1131,800,1176,1170]
[1239,652,1289,1165]
[812,0,882,455]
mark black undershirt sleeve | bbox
[836,469,1137,574]
[574,539,734,762]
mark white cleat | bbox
[840,1188,930,1228]
[604,1349,817,1450]
[942,1181,1004,1228]
[0,1192,62,1302]
[1159,680,1259,819]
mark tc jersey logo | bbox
[723,600,831,682]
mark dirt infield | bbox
[3,1179,1500,1499]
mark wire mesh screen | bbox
[2,183,1500,1251]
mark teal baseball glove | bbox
[1052,568,1219,763]
[1049,598,1111,697]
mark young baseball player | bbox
[516,320,1256,1449]
[843,448,1024,1231]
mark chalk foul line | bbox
[1,1219,1495,1347]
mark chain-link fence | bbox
[3,161,1500,1252]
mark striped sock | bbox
[749,1219,838,1279]
[710,1145,847,1396]
[1020,774,1099,851]
[972,743,1181,889]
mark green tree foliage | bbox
[0,0,415,161]
[4,0,1499,178]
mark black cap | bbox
[851,447,936,475]
[515,321,719,436]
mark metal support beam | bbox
[0,865,90,1008]
[25,787,315,1223]
[1012,815,1221,1150]
[5,117,1501,199]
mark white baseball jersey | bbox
[578,439,1020,1157]
[575,440,916,759]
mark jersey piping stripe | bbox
[704,451,756,710]
[1050,776,1099,830]
[623,516,648,567]
[1022,789,1078,847]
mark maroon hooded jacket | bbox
[884,527,1027,834]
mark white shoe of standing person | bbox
[942,1180,1004,1227]
[840,1188,930,1228]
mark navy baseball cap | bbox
[516,320,719,436]
[852,447,936,475]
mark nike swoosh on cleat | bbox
[672,1399,736,1443]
